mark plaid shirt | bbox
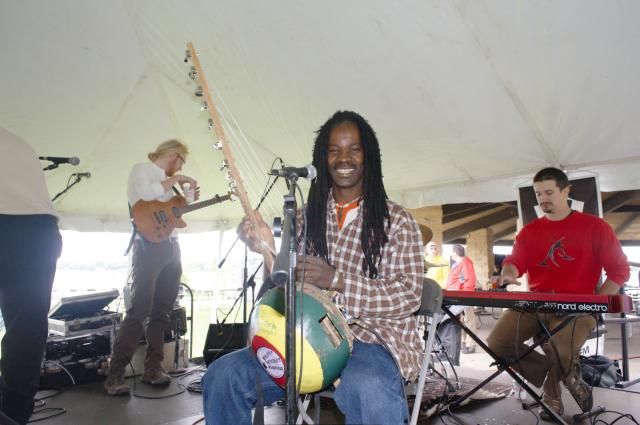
[298,193,424,380]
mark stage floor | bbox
[34,312,640,425]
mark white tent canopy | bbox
[2,0,640,232]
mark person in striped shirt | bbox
[202,110,425,425]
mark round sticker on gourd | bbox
[256,347,285,379]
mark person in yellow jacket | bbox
[425,241,450,288]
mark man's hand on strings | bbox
[296,256,340,290]
[236,211,275,254]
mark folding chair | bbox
[408,277,443,425]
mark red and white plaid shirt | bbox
[299,192,425,380]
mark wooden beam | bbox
[442,203,491,215]
[615,213,640,236]
[442,202,517,224]
[610,205,640,213]
[442,203,498,224]
[443,207,519,242]
[602,190,640,213]
[494,224,517,241]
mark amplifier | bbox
[203,323,247,365]
[45,332,112,362]
[48,311,121,337]
[41,333,112,387]
[48,290,121,337]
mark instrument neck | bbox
[179,194,230,216]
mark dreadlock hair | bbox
[305,110,390,278]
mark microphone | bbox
[270,213,294,286]
[39,156,80,166]
[73,172,91,178]
[269,164,317,181]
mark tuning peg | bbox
[220,160,229,171]
[213,141,223,150]
[229,192,239,202]
[195,86,203,97]
[225,173,235,183]
[208,118,214,131]
[184,49,191,63]
[228,181,238,193]
[200,101,208,111]
[188,66,198,80]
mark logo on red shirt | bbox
[538,237,575,268]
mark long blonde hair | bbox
[148,139,189,161]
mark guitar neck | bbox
[180,193,231,215]
[186,42,275,271]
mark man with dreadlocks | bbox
[201,110,424,425]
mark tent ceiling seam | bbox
[452,1,558,165]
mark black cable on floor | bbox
[28,407,67,423]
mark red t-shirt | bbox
[503,211,629,294]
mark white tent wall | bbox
[2,0,640,232]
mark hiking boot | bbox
[563,363,593,412]
[104,374,130,396]
[539,375,563,420]
[539,393,564,421]
[141,369,171,386]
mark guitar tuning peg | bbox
[201,101,208,111]
[225,173,235,182]
[228,181,238,193]
[229,193,239,202]
[188,66,198,80]
[208,119,214,130]
[195,86,203,97]
[220,160,229,171]
[213,141,223,150]
[184,49,192,63]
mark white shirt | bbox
[127,162,173,206]
[0,127,58,217]
[127,161,178,238]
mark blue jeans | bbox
[202,340,408,425]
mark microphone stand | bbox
[43,163,60,171]
[51,173,87,203]
[217,175,282,269]
[271,179,299,425]
[242,244,249,341]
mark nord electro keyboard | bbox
[442,290,633,314]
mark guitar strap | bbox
[123,186,182,256]
[124,203,137,256]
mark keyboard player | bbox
[486,167,629,420]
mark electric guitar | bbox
[132,193,231,243]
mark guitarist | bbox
[105,139,199,396]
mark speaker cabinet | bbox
[203,323,247,365]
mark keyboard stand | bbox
[438,305,577,425]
